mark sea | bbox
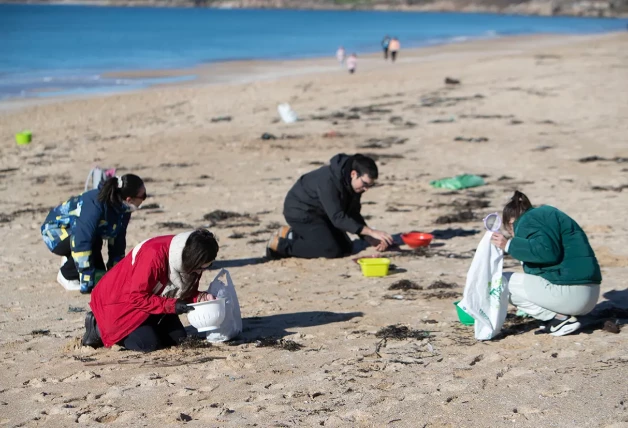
[1,4,627,100]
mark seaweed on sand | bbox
[204,210,249,222]
[179,337,213,349]
[361,153,405,162]
[423,290,461,300]
[141,203,161,210]
[204,210,260,228]
[375,325,430,340]
[158,222,194,230]
[254,337,304,352]
[388,280,422,290]
[358,136,408,149]
[427,281,458,290]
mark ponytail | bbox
[502,190,532,226]
[98,174,144,207]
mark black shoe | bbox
[81,311,103,348]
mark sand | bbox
[0,32,627,427]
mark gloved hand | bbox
[175,300,194,314]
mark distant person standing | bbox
[346,53,357,74]
[389,37,400,62]
[336,46,346,65]
[381,35,391,60]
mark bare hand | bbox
[375,240,389,252]
[369,230,394,247]
[196,292,216,302]
[491,232,508,250]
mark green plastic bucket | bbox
[94,270,106,285]
[15,131,32,145]
[453,301,475,325]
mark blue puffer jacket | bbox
[41,189,131,291]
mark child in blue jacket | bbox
[41,174,146,294]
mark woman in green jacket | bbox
[491,191,601,336]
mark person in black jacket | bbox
[266,153,393,259]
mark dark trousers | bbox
[121,314,187,353]
[391,51,398,62]
[52,237,105,280]
[383,48,389,60]
[278,217,352,259]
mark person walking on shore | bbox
[346,53,357,74]
[336,46,345,65]
[388,37,400,62]
[381,35,391,60]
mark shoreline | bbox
[2,0,628,18]
[0,32,618,112]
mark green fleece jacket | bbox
[507,205,602,285]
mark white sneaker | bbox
[60,256,68,267]
[57,270,81,291]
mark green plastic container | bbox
[15,131,32,145]
[453,301,475,325]
[94,270,107,285]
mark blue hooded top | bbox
[41,189,131,291]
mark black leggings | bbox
[278,217,353,259]
[391,51,398,62]
[52,237,105,280]
[121,314,187,353]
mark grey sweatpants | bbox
[503,272,600,321]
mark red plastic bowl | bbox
[401,232,433,248]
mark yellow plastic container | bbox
[357,257,391,277]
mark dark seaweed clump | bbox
[375,325,430,340]
[427,281,458,290]
[254,337,304,352]
[388,280,422,290]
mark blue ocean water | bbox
[1,4,626,100]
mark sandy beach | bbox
[1,32,627,427]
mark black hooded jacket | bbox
[283,154,366,234]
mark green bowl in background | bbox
[15,131,32,145]
[453,301,475,326]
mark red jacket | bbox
[90,234,201,347]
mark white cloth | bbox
[459,231,508,340]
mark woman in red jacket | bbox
[82,228,219,352]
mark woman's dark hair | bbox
[503,191,533,226]
[98,174,145,207]
[351,154,379,179]
[181,229,219,273]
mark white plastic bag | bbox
[459,231,508,340]
[205,269,242,342]
[277,103,298,123]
